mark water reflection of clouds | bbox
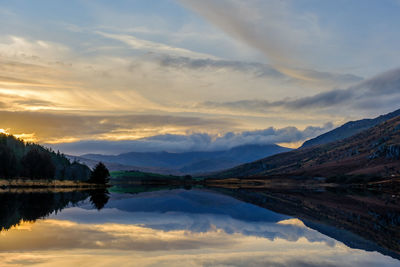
[1,238,398,267]
[1,213,335,251]
[0,189,399,266]
[0,220,236,251]
[55,207,332,244]
[50,189,336,245]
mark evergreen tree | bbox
[89,189,110,210]
[89,162,110,185]
[0,133,91,180]
[21,148,55,179]
[0,144,17,179]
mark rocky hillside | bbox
[301,108,400,148]
[213,115,400,181]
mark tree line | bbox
[0,133,91,180]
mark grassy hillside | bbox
[301,108,400,148]
[213,115,400,182]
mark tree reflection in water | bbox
[89,189,110,210]
[0,189,110,231]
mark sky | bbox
[0,0,400,154]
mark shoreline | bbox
[134,176,400,194]
[0,179,109,189]
[2,176,399,194]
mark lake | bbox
[1,187,400,266]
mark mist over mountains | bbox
[214,109,400,180]
[70,108,400,177]
[72,144,291,175]
[50,123,333,155]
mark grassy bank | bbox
[115,174,400,194]
[110,170,180,181]
[0,179,108,189]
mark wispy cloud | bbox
[0,1,398,154]
[0,35,360,115]
[96,31,213,58]
[156,54,362,86]
[179,0,329,80]
[200,67,400,116]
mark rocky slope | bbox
[301,108,400,148]
[213,116,400,180]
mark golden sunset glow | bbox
[0,128,37,142]
[1,2,400,267]
[0,218,395,267]
[0,0,399,156]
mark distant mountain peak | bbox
[79,144,291,175]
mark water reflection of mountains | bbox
[1,187,399,260]
[0,189,109,231]
[217,187,400,260]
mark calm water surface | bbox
[0,188,399,267]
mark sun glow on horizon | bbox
[277,141,304,149]
[0,128,37,143]
[0,0,398,155]
[14,133,37,143]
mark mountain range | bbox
[73,144,291,175]
[213,113,400,180]
[301,108,400,148]
[74,108,400,179]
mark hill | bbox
[0,133,90,180]
[301,108,400,148]
[213,115,400,181]
[79,144,291,175]
[68,155,152,171]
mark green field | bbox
[110,170,180,181]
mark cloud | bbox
[179,0,329,80]
[156,55,362,85]
[0,111,238,145]
[286,89,353,109]
[0,219,232,251]
[200,67,400,116]
[0,36,362,129]
[158,55,283,78]
[294,67,400,110]
[0,189,335,251]
[49,123,333,155]
[96,31,212,58]
[0,30,393,155]
[285,67,400,111]
[355,67,400,96]
[0,75,45,86]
